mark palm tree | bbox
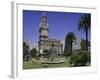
[78,14,90,50]
[64,32,76,55]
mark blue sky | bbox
[23,10,91,48]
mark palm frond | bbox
[78,14,91,32]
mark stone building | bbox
[72,36,81,51]
[38,13,63,55]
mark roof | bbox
[48,38,60,42]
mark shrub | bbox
[30,48,37,58]
[70,51,90,66]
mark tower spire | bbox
[43,12,46,16]
[39,12,48,40]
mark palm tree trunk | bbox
[86,28,88,51]
[71,42,72,54]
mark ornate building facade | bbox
[72,36,81,51]
[38,13,63,54]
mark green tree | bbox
[64,32,76,56]
[23,42,30,61]
[70,51,91,66]
[78,14,91,50]
[81,39,90,50]
[30,48,37,58]
[43,49,49,58]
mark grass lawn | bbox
[23,57,71,69]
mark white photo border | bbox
[11,1,97,78]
